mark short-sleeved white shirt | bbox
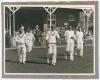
[46,30,60,44]
[76,31,83,40]
[64,30,70,38]
[26,32,35,41]
[64,30,74,39]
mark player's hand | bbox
[71,37,74,39]
[47,46,49,48]
[46,40,49,48]
[46,44,49,48]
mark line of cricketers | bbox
[15,25,83,65]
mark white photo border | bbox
[1,1,99,79]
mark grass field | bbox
[5,45,93,73]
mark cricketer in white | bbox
[46,26,60,66]
[75,27,84,57]
[26,29,35,54]
[15,26,27,64]
[64,26,75,61]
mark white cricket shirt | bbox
[76,31,83,40]
[26,32,35,41]
[46,30,60,44]
[64,30,74,39]
[15,33,27,44]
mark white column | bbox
[82,8,93,34]
[84,16,85,30]
[6,14,9,32]
[13,12,15,36]
[44,7,57,30]
[9,14,11,36]
[8,6,20,36]
[87,16,89,32]
[50,8,52,30]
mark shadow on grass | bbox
[26,60,47,64]
[5,60,18,63]
[6,59,47,64]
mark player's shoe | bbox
[70,58,74,61]
[22,61,26,64]
[52,63,56,66]
[80,55,83,57]
[70,59,74,61]
[70,56,74,61]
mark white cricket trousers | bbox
[66,39,70,51]
[26,40,33,53]
[77,39,83,56]
[17,44,26,63]
[66,39,74,61]
[48,44,57,64]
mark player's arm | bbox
[45,31,49,48]
[64,31,67,44]
[64,36,68,44]
[74,31,77,41]
[15,36,21,45]
[82,32,84,41]
[74,33,77,45]
[45,38,49,48]
[56,31,61,44]
[24,34,28,46]
[32,34,35,42]
[56,31,60,39]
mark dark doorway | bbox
[15,7,47,31]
